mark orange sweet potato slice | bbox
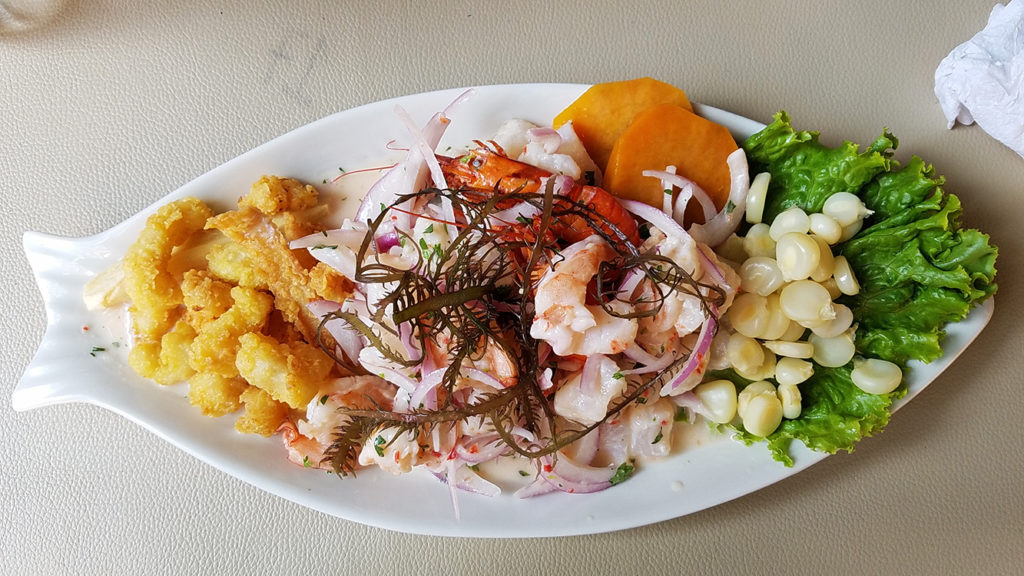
[552,78,692,172]
[603,103,737,223]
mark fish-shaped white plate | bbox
[13,84,994,537]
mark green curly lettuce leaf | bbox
[733,112,998,465]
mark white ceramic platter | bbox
[13,84,994,537]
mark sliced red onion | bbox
[688,148,750,247]
[487,200,542,228]
[579,353,604,397]
[661,315,718,396]
[526,126,562,154]
[290,227,368,250]
[394,105,459,242]
[410,367,445,409]
[670,391,709,424]
[359,350,419,392]
[535,454,616,494]
[306,300,364,363]
[616,267,645,300]
[620,198,695,250]
[433,465,501,498]
[514,474,558,499]
[375,231,401,252]
[354,90,473,230]
[454,434,508,464]
[566,427,601,464]
[460,367,504,390]
[642,168,717,223]
[620,343,676,376]
[537,367,554,391]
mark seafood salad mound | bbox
[95,79,996,500]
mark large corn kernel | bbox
[728,293,770,339]
[727,333,764,375]
[745,172,771,224]
[694,379,738,424]
[741,393,783,437]
[809,235,835,282]
[775,357,814,385]
[779,280,835,324]
[776,232,821,282]
[808,303,853,338]
[809,331,856,368]
[809,213,842,244]
[851,358,903,394]
[769,207,811,241]
[822,192,871,227]
[737,380,776,417]
[832,255,861,296]
[763,340,814,359]
[760,294,792,340]
[777,382,802,419]
[743,223,776,258]
[739,257,784,296]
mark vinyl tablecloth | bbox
[2,2,1022,574]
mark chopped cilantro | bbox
[674,406,688,422]
[609,462,635,485]
[664,188,672,196]
[515,215,532,225]
[726,200,736,214]
[319,395,329,405]
[518,470,531,477]
[652,428,663,444]
[424,223,434,234]
[89,346,106,357]
[373,435,386,457]
[612,371,624,380]
[302,456,312,468]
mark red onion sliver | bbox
[661,315,718,396]
[688,148,750,247]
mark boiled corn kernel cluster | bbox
[714,178,903,438]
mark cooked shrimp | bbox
[437,145,640,246]
[529,235,637,356]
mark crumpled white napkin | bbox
[934,0,1024,158]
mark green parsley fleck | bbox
[664,188,672,196]
[652,428,663,444]
[674,406,688,422]
[319,395,329,405]
[609,462,635,485]
[635,396,647,405]
[302,456,312,468]
[373,435,386,457]
[89,346,106,357]
[311,244,337,250]
[515,215,532,225]
[424,223,434,234]
[419,238,429,251]
[726,200,736,214]
[612,371,624,380]
[518,470,531,477]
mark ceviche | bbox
[87,78,997,500]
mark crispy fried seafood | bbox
[93,176,357,437]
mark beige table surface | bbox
[3,1,1022,574]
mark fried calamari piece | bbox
[188,285,274,378]
[242,175,327,243]
[128,318,197,384]
[123,197,212,339]
[235,386,290,436]
[187,372,248,417]
[205,241,268,289]
[235,332,334,410]
[181,270,234,329]
[205,207,323,343]
[308,262,354,303]
[241,175,319,215]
